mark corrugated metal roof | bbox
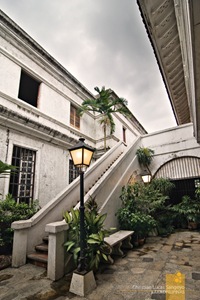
[155,157,200,179]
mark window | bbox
[70,105,80,129]
[69,159,79,183]
[9,146,36,205]
[123,127,126,143]
[18,70,40,107]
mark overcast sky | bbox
[0,0,177,133]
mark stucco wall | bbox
[0,125,70,206]
[140,123,200,176]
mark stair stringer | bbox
[78,136,142,229]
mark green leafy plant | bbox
[118,181,170,218]
[195,185,200,200]
[0,194,40,253]
[151,178,175,197]
[0,160,16,179]
[136,147,154,176]
[171,195,200,225]
[64,198,112,272]
[156,210,175,236]
[117,209,156,239]
[117,178,175,238]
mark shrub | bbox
[117,178,175,238]
[0,194,40,254]
[171,195,200,224]
[64,198,112,272]
[117,209,156,239]
[119,181,170,217]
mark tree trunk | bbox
[104,124,107,151]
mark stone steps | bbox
[27,237,48,269]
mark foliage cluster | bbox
[0,194,40,253]
[0,160,16,179]
[64,198,112,272]
[136,147,155,175]
[117,178,175,238]
[171,187,200,225]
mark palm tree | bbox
[79,86,131,151]
[136,147,154,176]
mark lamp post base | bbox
[69,270,96,296]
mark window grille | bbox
[69,159,79,183]
[9,146,36,205]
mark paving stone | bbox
[174,242,184,247]
[150,261,165,271]
[191,244,200,250]
[151,292,166,300]
[143,257,154,262]
[169,259,179,264]
[182,247,192,252]
[191,240,200,244]
[192,272,200,280]
[130,267,145,274]
[183,239,192,244]
[161,245,172,252]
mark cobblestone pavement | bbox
[0,230,200,300]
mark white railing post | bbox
[45,221,69,281]
[11,220,31,267]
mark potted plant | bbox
[136,147,154,177]
[64,198,112,272]
[117,209,156,245]
[172,195,200,229]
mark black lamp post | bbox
[68,138,95,272]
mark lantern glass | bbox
[82,148,93,166]
[69,138,94,171]
[69,148,83,166]
[141,174,151,183]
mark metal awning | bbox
[155,156,200,179]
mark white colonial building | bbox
[0,2,200,281]
[0,10,146,207]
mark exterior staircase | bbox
[27,237,48,268]
[25,150,124,268]
[12,138,142,279]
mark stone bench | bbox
[104,230,134,263]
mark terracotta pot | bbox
[138,238,145,246]
[188,221,198,230]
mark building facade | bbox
[0,10,146,207]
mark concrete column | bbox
[45,221,68,281]
[11,220,31,267]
